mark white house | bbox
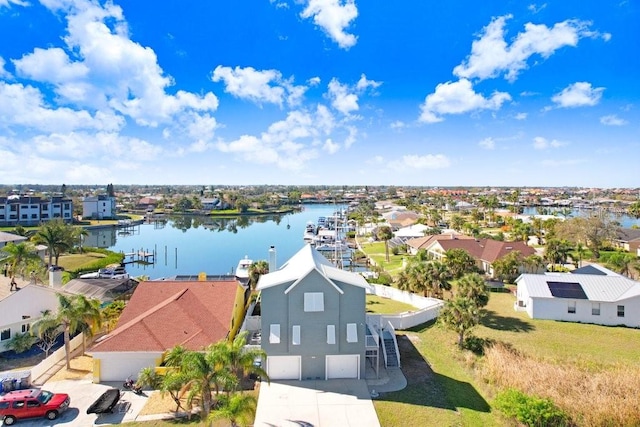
[515,270,640,327]
[82,195,116,219]
[0,285,63,352]
[0,231,28,249]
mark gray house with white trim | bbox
[256,244,368,381]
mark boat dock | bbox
[123,250,156,265]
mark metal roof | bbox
[517,273,640,302]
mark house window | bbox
[327,325,336,345]
[21,324,30,333]
[292,325,300,345]
[304,292,324,312]
[31,214,38,219]
[346,323,358,343]
[42,205,48,211]
[617,305,625,317]
[568,301,576,314]
[269,324,280,344]
[592,303,600,316]
[0,328,10,341]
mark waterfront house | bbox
[613,228,640,255]
[257,244,368,380]
[90,277,246,382]
[0,196,73,227]
[515,270,640,327]
[0,231,28,249]
[82,195,116,220]
[422,237,537,278]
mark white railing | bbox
[366,284,444,330]
[31,333,85,384]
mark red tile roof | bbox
[406,233,473,250]
[91,280,239,352]
[434,238,536,263]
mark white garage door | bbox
[267,356,301,380]
[326,355,360,379]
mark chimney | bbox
[268,246,277,272]
[49,266,63,288]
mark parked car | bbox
[0,389,70,425]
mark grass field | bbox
[366,294,416,314]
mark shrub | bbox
[463,335,493,355]
[494,388,569,427]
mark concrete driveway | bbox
[254,379,380,427]
[2,380,150,426]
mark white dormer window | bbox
[304,292,324,312]
[346,323,358,343]
[269,324,281,344]
[327,325,336,345]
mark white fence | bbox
[366,284,444,330]
[31,333,85,384]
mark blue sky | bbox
[0,1,638,187]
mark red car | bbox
[0,389,70,425]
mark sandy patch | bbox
[47,355,94,382]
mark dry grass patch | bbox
[483,343,640,427]
[47,355,93,382]
[138,392,187,416]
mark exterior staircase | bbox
[381,329,400,368]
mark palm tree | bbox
[1,242,40,279]
[376,226,393,262]
[439,296,481,348]
[209,392,257,427]
[444,248,477,279]
[425,261,451,298]
[33,219,72,267]
[456,272,490,308]
[248,260,269,290]
[55,294,102,369]
[219,331,269,391]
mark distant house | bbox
[257,245,369,380]
[515,270,640,327]
[82,195,116,220]
[613,228,640,255]
[422,238,537,278]
[381,210,419,230]
[135,197,159,212]
[405,233,472,255]
[90,277,246,382]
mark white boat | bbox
[303,221,317,243]
[235,256,253,284]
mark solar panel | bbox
[547,281,588,299]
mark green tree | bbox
[376,226,394,262]
[34,219,72,266]
[425,260,452,298]
[31,309,62,357]
[439,296,481,348]
[218,331,268,392]
[628,201,640,219]
[456,272,490,308]
[450,214,465,232]
[555,209,618,259]
[209,392,257,427]
[607,252,637,278]
[444,248,478,279]
[6,332,37,354]
[55,294,102,369]
[1,242,40,279]
[248,260,269,290]
[492,251,522,283]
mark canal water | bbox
[85,204,346,279]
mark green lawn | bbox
[359,241,406,274]
[373,289,640,426]
[57,252,108,271]
[366,295,416,314]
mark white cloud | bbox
[0,81,124,133]
[515,112,528,120]
[390,154,451,170]
[323,138,339,154]
[551,82,604,108]
[533,136,567,149]
[0,0,28,7]
[479,137,495,150]
[300,0,358,49]
[0,57,11,78]
[600,114,627,126]
[528,3,547,14]
[13,47,89,83]
[419,79,511,123]
[308,76,321,86]
[454,15,600,82]
[212,65,306,107]
[356,74,382,92]
[390,120,405,129]
[327,78,359,115]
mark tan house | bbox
[422,238,537,278]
